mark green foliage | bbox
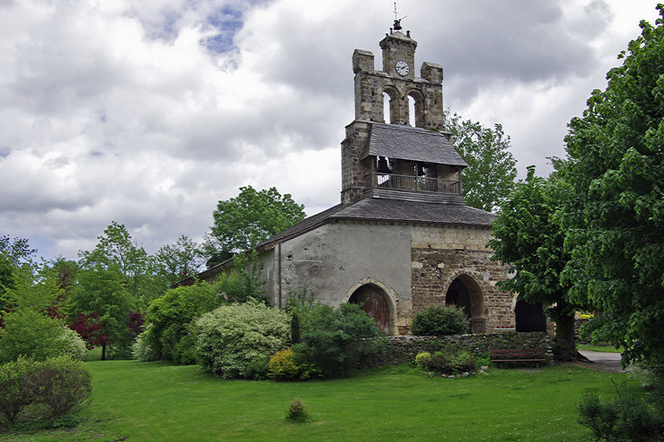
[488,166,577,359]
[562,5,664,366]
[290,311,301,344]
[206,186,305,265]
[145,281,225,363]
[414,351,432,367]
[2,264,64,313]
[0,356,92,429]
[31,356,93,421]
[67,265,135,360]
[286,397,310,423]
[268,348,320,381]
[0,309,75,364]
[155,235,204,286]
[410,304,469,336]
[577,384,663,441]
[78,221,167,310]
[59,327,88,361]
[415,348,481,376]
[0,357,37,426]
[445,111,517,212]
[213,252,266,303]
[293,303,385,378]
[132,330,159,362]
[196,301,291,379]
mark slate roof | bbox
[363,123,468,167]
[255,197,495,252]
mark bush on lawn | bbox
[268,348,320,381]
[578,379,664,441]
[415,347,486,376]
[0,356,92,429]
[144,281,226,364]
[411,305,469,336]
[0,309,85,364]
[293,303,385,378]
[30,356,93,420]
[196,301,290,379]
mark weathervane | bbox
[392,2,407,32]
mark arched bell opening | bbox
[383,85,401,125]
[445,274,486,333]
[407,89,425,128]
[515,299,547,332]
[349,283,391,335]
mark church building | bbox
[197,23,521,335]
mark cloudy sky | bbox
[0,0,660,261]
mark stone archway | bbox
[349,284,391,335]
[445,274,486,333]
[515,300,547,332]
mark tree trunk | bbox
[101,344,107,361]
[555,314,576,361]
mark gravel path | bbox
[576,350,630,373]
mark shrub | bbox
[286,397,309,423]
[132,329,159,362]
[58,327,88,361]
[415,347,481,376]
[0,356,92,429]
[0,357,36,426]
[577,382,664,441]
[196,301,290,379]
[411,305,469,336]
[415,351,432,368]
[268,348,320,381]
[145,281,226,363]
[293,303,385,378]
[0,309,81,363]
[30,356,93,420]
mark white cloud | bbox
[0,0,661,260]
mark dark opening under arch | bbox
[445,275,486,333]
[515,300,547,332]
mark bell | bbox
[417,164,426,176]
[377,157,392,174]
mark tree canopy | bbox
[488,166,577,360]
[445,112,518,212]
[206,186,305,267]
[563,6,664,366]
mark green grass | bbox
[3,361,636,442]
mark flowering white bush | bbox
[196,301,290,379]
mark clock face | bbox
[395,60,409,76]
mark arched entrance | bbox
[515,300,547,332]
[349,284,391,335]
[445,275,486,333]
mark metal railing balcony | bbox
[365,173,461,194]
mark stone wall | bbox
[410,225,514,333]
[362,332,552,367]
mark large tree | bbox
[79,221,166,309]
[488,166,578,360]
[563,6,664,366]
[155,235,205,286]
[67,265,135,360]
[445,112,518,212]
[206,186,305,267]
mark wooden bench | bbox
[491,348,547,368]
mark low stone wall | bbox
[363,332,552,367]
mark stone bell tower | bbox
[341,23,464,205]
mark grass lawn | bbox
[3,360,636,442]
